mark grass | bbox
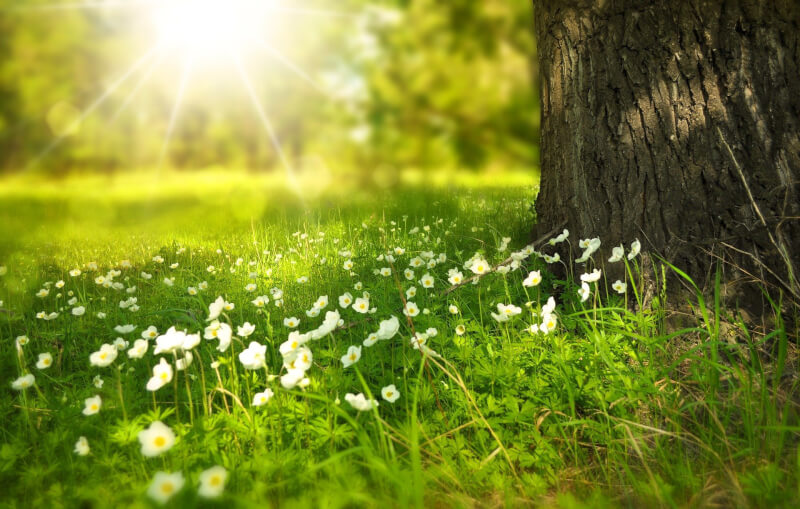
[0,170,797,508]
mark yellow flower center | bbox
[210,475,222,486]
[386,392,393,398]
[349,354,357,361]
[100,353,107,360]
[154,436,166,447]
[160,482,174,494]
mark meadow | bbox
[1,171,797,508]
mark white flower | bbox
[146,358,174,391]
[608,245,625,263]
[405,286,417,299]
[113,337,129,351]
[469,258,490,275]
[353,297,370,314]
[297,276,308,283]
[543,253,561,264]
[576,238,602,263]
[245,283,257,293]
[187,287,198,295]
[308,311,340,340]
[152,327,183,355]
[69,268,81,277]
[404,268,415,280]
[181,333,201,351]
[284,317,300,328]
[540,313,558,334]
[207,296,226,321]
[204,321,232,352]
[279,331,310,357]
[198,466,228,499]
[138,421,176,457]
[419,273,434,289]
[542,296,557,315]
[142,326,159,340]
[11,374,35,391]
[455,324,466,336]
[548,229,569,245]
[580,269,602,283]
[344,392,378,411]
[237,322,256,337]
[128,339,149,359]
[114,324,136,334]
[448,304,459,314]
[523,270,542,287]
[305,308,320,318]
[362,333,379,347]
[239,342,267,370]
[140,271,152,280]
[343,259,354,270]
[578,282,591,303]
[448,271,464,285]
[252,389,274,407]
[93,375,104,388]
[375,316,400,340]
[280,369,305,389]
[36,353,53,369]
[410,332,427,349]
[147,471,184,505]
[36,288,49,298]
[628,239,641,260]
[163,277,174,287]
[381,384,400,403]
[612,280,627,294]
[338,292,353,308]
[251,295,269,307]
[341,345,362,368]
[89,344,118,367]
[74,436,90,456]
[96,312,106,319]
[403,301,419,317]
[313,295,329,310]
[71,306,85,316]
[287,347,313,372]
[82,395,102,416]
[176,352,193,371]
[491,303,522,323]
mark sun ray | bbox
[7,0,157,13]
[264,5,358,19]
[156,58,193,169]
[27,46,158,169]
[250,36,328,95]
[109,53,164,123]
[232,52,302,197]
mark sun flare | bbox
[153,0,269,60]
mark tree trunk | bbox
[531,0,800,308]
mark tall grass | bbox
[0,172,797,507]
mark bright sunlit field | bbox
[1,171,797,508]
[1,0,798,507]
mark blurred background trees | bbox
[0,0,538,176]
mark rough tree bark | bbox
[531,0,800,308]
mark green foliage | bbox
[0,173,797,507]
[0,0,537,174]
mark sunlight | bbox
[153,0,267,60]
